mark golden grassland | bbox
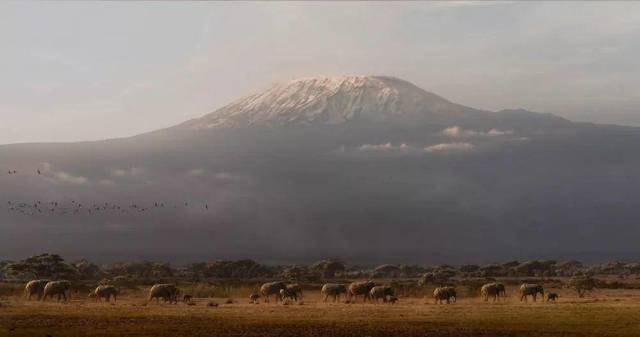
[2,287,640,337]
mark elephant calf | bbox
[546,293,559,302]
[249,292,261,304]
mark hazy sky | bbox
[1,1,639,144]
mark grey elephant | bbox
[320,283,347,302]
[347,281,376,303]
[148,284,179,304]
[496,283,506,297]
[481,282,505,302]
[90,285,119,302]
[519,283,544,302]
[249,292,261,304]
[260,281,287,303]
[369,286,395,303]
[42,280,72,302]
[285,283,303,301]
[279,287,299,302]
[24,279,50,300]
[546,292,559,302]
[434,286,456,304]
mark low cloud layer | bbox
[111,167,145,177]
[358,143,409,152]
[41,162,88,185]
[424,142,475,153]
[442,126,514,138]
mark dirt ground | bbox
[2,289,640,337]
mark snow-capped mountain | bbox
[176,76,474,129]
[2,75,640,263]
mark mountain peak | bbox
[177,75,471,129]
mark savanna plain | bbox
[2,284,640,337]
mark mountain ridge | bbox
[174,75,484,130]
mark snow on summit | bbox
[178,75,470,129]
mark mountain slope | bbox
[174,76,480,129]
[1,75,640,264]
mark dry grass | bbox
[1,287,640,337]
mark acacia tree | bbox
[418,270,456,286]
[7,254,76,279]
[311,259,345,279]
[567,276,596,297]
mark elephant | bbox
[434,286,456,304]
[347,281,376,303]
[280,288,299,302]
[249,292,261,304]
[42,280,72,302]
[320,283,347,302]
[546,293,559,302]
[369,286,395,303]
[519,283,544,302]
[481,282,505,302]
[260,281,287,303]
[285,283,303,301]
[90,285,119,302]
[148,284,180,304]
[24,279,50,300]
[496,283,506,297]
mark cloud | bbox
[111,167,145,177]
[429,1,514,8]
[424,142,475,153]
[98,179,116,187]
[40,162,88,185]
[358,142,409,152]
[442,126,514,138]
[187,168,206,176]
[487,129,514,136]
[215,172,234,180]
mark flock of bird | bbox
[4,168,210,216]
[5,200,210,216]
[7,169,39,175]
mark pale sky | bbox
[1,1,639,145]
